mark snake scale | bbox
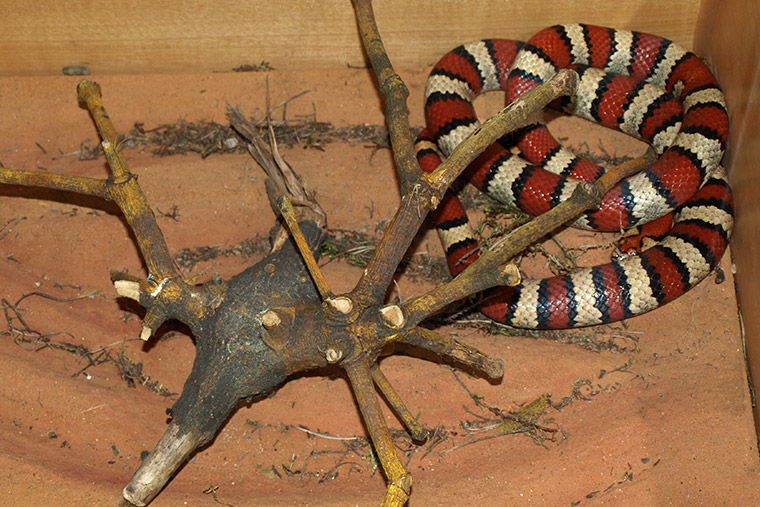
[415,24,733,329]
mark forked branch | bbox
[77,81,177,280]
[0,81,222,341]
[351,0,580,306]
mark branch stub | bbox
[380,304,405,329]
[114,280,141,302]
[327,296,354,314]
[261,310,282,329]
[500,263,522,287]
[325,348,343,363]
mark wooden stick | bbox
[402,148,658,325]
[0,167,107,197]
[77,80,131,182]
[400,327,504,379]
[277,195,333,299]
[352,0,421,194]
[344,356,412,506]
[370,364,429,441]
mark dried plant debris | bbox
[232,61,274,72]
[0,216,25,240]
[170,226,449,281]
[571,139,637,167]
[77,116,402,160]
[1,290,175,396]
[320,228,449,282]
[244,387,555,485]
[471,203,532,251]
[172,235,272,270]
[202,484,236,507]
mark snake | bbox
[415,24,733,329]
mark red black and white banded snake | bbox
[415,24,733,329]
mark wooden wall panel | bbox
[0,0,702,76]
[695,0,760,426]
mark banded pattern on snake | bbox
[416,24,733,329]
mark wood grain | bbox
[695,0,760,425]
[0,0,702,76]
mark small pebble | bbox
[62,65,91,76]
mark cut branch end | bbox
[380,304,405,328]
[114,280,141,302]
[327,297,354,314]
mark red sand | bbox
[0,69,756,506]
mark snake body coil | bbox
[416,24,733,329]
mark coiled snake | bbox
[416,24,733,329]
